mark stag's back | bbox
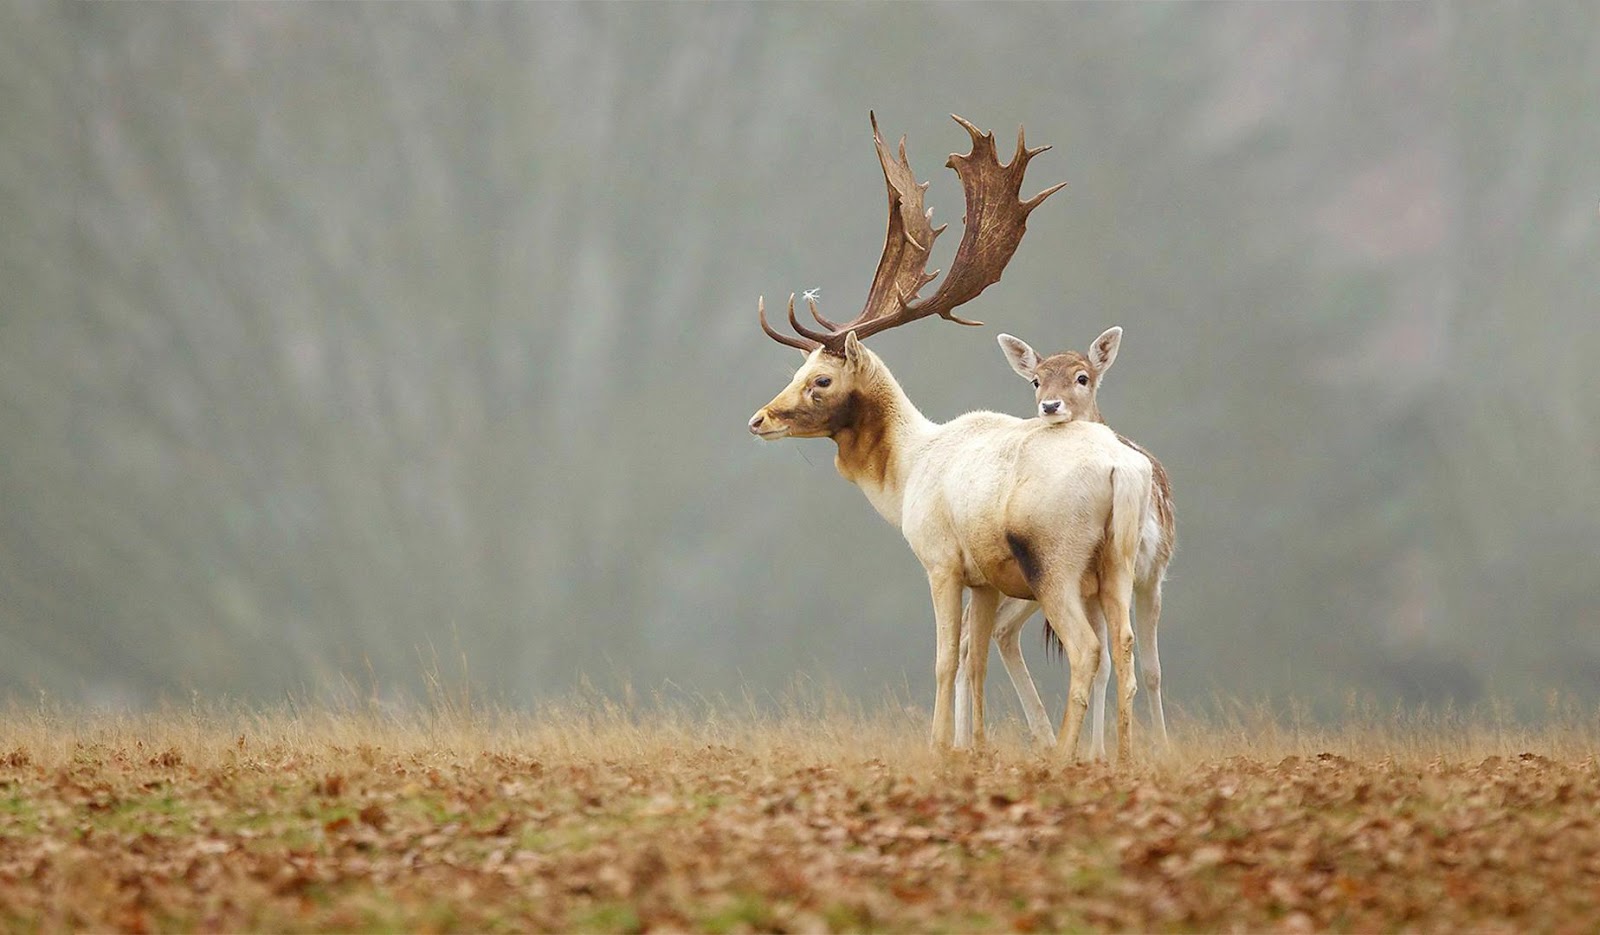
[1006,421,1153,559]
[899,416,1149,598]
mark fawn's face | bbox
[997,327,1122,424]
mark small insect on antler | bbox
[759,112,1065,354]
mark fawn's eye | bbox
[1031,379,1039,388]
[814,376,832,388]
[1076,373,1089,386]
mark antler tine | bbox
[807,296,841,330]
[952,113,987,147]
[1025,178,1069,212]
[785,294,834,344]
[1015,124,1048,162]
[1014,123,1068,210]
[758,295,820,352]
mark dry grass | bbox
[1,695,1597,932]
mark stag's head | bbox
[747,328,881,440]
[997,327,1122,425]
[749,112,1064,441]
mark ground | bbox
[0,700,1596,932]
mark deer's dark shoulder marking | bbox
[1005,532,1043,588]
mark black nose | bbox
[1041,400,1061,414]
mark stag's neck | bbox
[832,362,931,527]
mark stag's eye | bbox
[814,376,832,388]
[1077,373,1089,386]
[1031,379,1039,388]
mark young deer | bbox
[956,328,1176,751]
[748,114,1154,761]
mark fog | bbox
[4,2,1597,716]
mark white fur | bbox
[954,327,1175,757]
[755,342,1153,758]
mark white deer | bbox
[747,114,1154,760]
[954,327,1177,755]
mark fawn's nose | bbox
[748,412,766,434]
[1040,399,1063,415]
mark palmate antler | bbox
[760,112,1065,354]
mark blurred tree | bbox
[0,0,1595,714]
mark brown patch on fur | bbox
[827,391,861,436]
[832,388,894,490]
[1006,532,1043,588]
[1116,433,1176,567]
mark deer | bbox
[746,113,1154,761]
[954,327,1177,756]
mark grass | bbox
[0,695,1597,931]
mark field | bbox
[1,699,1598,932]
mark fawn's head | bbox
[997,326,1121,424]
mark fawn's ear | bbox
[997,333,1041,381]
[1088,326,1122,378]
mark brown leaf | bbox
[357,803,389,830]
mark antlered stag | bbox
[747,114,1154,760]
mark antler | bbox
[758,112,1065,354]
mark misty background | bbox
[4,2,1597,717]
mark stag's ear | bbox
[1088,326,1122,377]
[997,333,1041,381]
[842,331,868,371]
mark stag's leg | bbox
[1099,567,1139,765]
[1040,587,1099,761]
[1135,578,1169,747]
[964,587,1000,749]
[1085,602,1112,762]
[926,571,965,750]
[994,600,1054,747]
